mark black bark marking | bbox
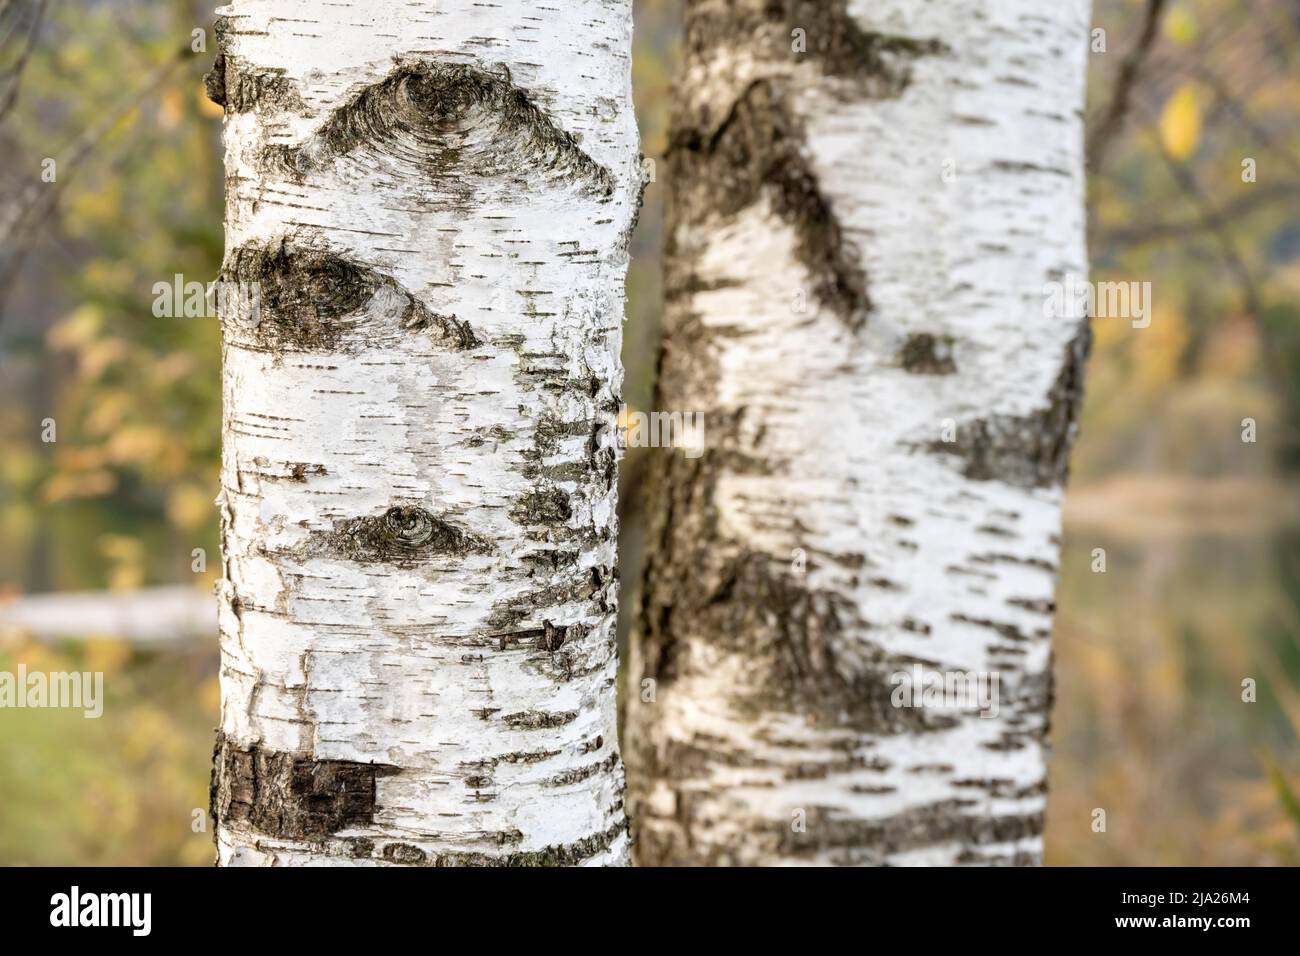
[899,332,957,375]
[382,843,428,864]
[538,619,578,652]
[640,540,954,736]
[351,821,625,867]
[225,241,477,352]
[204,56,226,109]
[778,801,1043,862]
[501,710,578,729]
[511,487,572,526]
[928,320,1092,489]
[670,80,869,330]
[268,60,613,197]
[210,733,398,841]
[1007,597,1054,615]
[307,506,490,566]
[669,5,944,333]
[684,0,946,91]
[951,612,1034,643]
[205,17,305,114]
[541,753,620,788]
[203,16,229,109]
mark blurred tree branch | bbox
[0,39,194,320]
[0,0,45,123]
[1098,181,1300,246]
[1088,0,1169,173]
[1148,129,1262,317]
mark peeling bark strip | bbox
[626,0,1093,866]
[213,1,638,867]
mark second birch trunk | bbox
[626,0,1093,866]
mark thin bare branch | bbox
[1096,180,1300,246]
[1088,0,1169,173]
[1148,129,1261,318]
[0,0,45,123]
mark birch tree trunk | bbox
[207,0,640,866]
[626,0,1093,866]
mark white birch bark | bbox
[208,0,639,866]
[626,0,1093,865]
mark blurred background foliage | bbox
[0,0,1296,865]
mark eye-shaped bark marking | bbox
[224,241,477,352]
[267,61,614,199]
[304,506,491,566]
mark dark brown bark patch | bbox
[669,5,945,333]
[203,17,229,109]
[210,733,399,840]
[205,17,305,114]
[899,332,957,374]
[511,488,573,526]
[501,710,578,729]
[927,320,1092,489]
[637,500,956,736]
[225,241,477,352]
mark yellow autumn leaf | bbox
[197,81,225,119]
[106,423,168,464]
[158,87,184,130]
[43,469,116,503]
[1159,85,1201,160]
[1163,7,1198,45]
[167,483,215,531]
[47,304,104,351]
[83,637,133,676]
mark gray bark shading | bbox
[684,0,946,87]
[669,80,871,329]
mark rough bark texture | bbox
[625,0,1093,866]
[209,0,639,866]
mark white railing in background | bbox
[0,586,216,643]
